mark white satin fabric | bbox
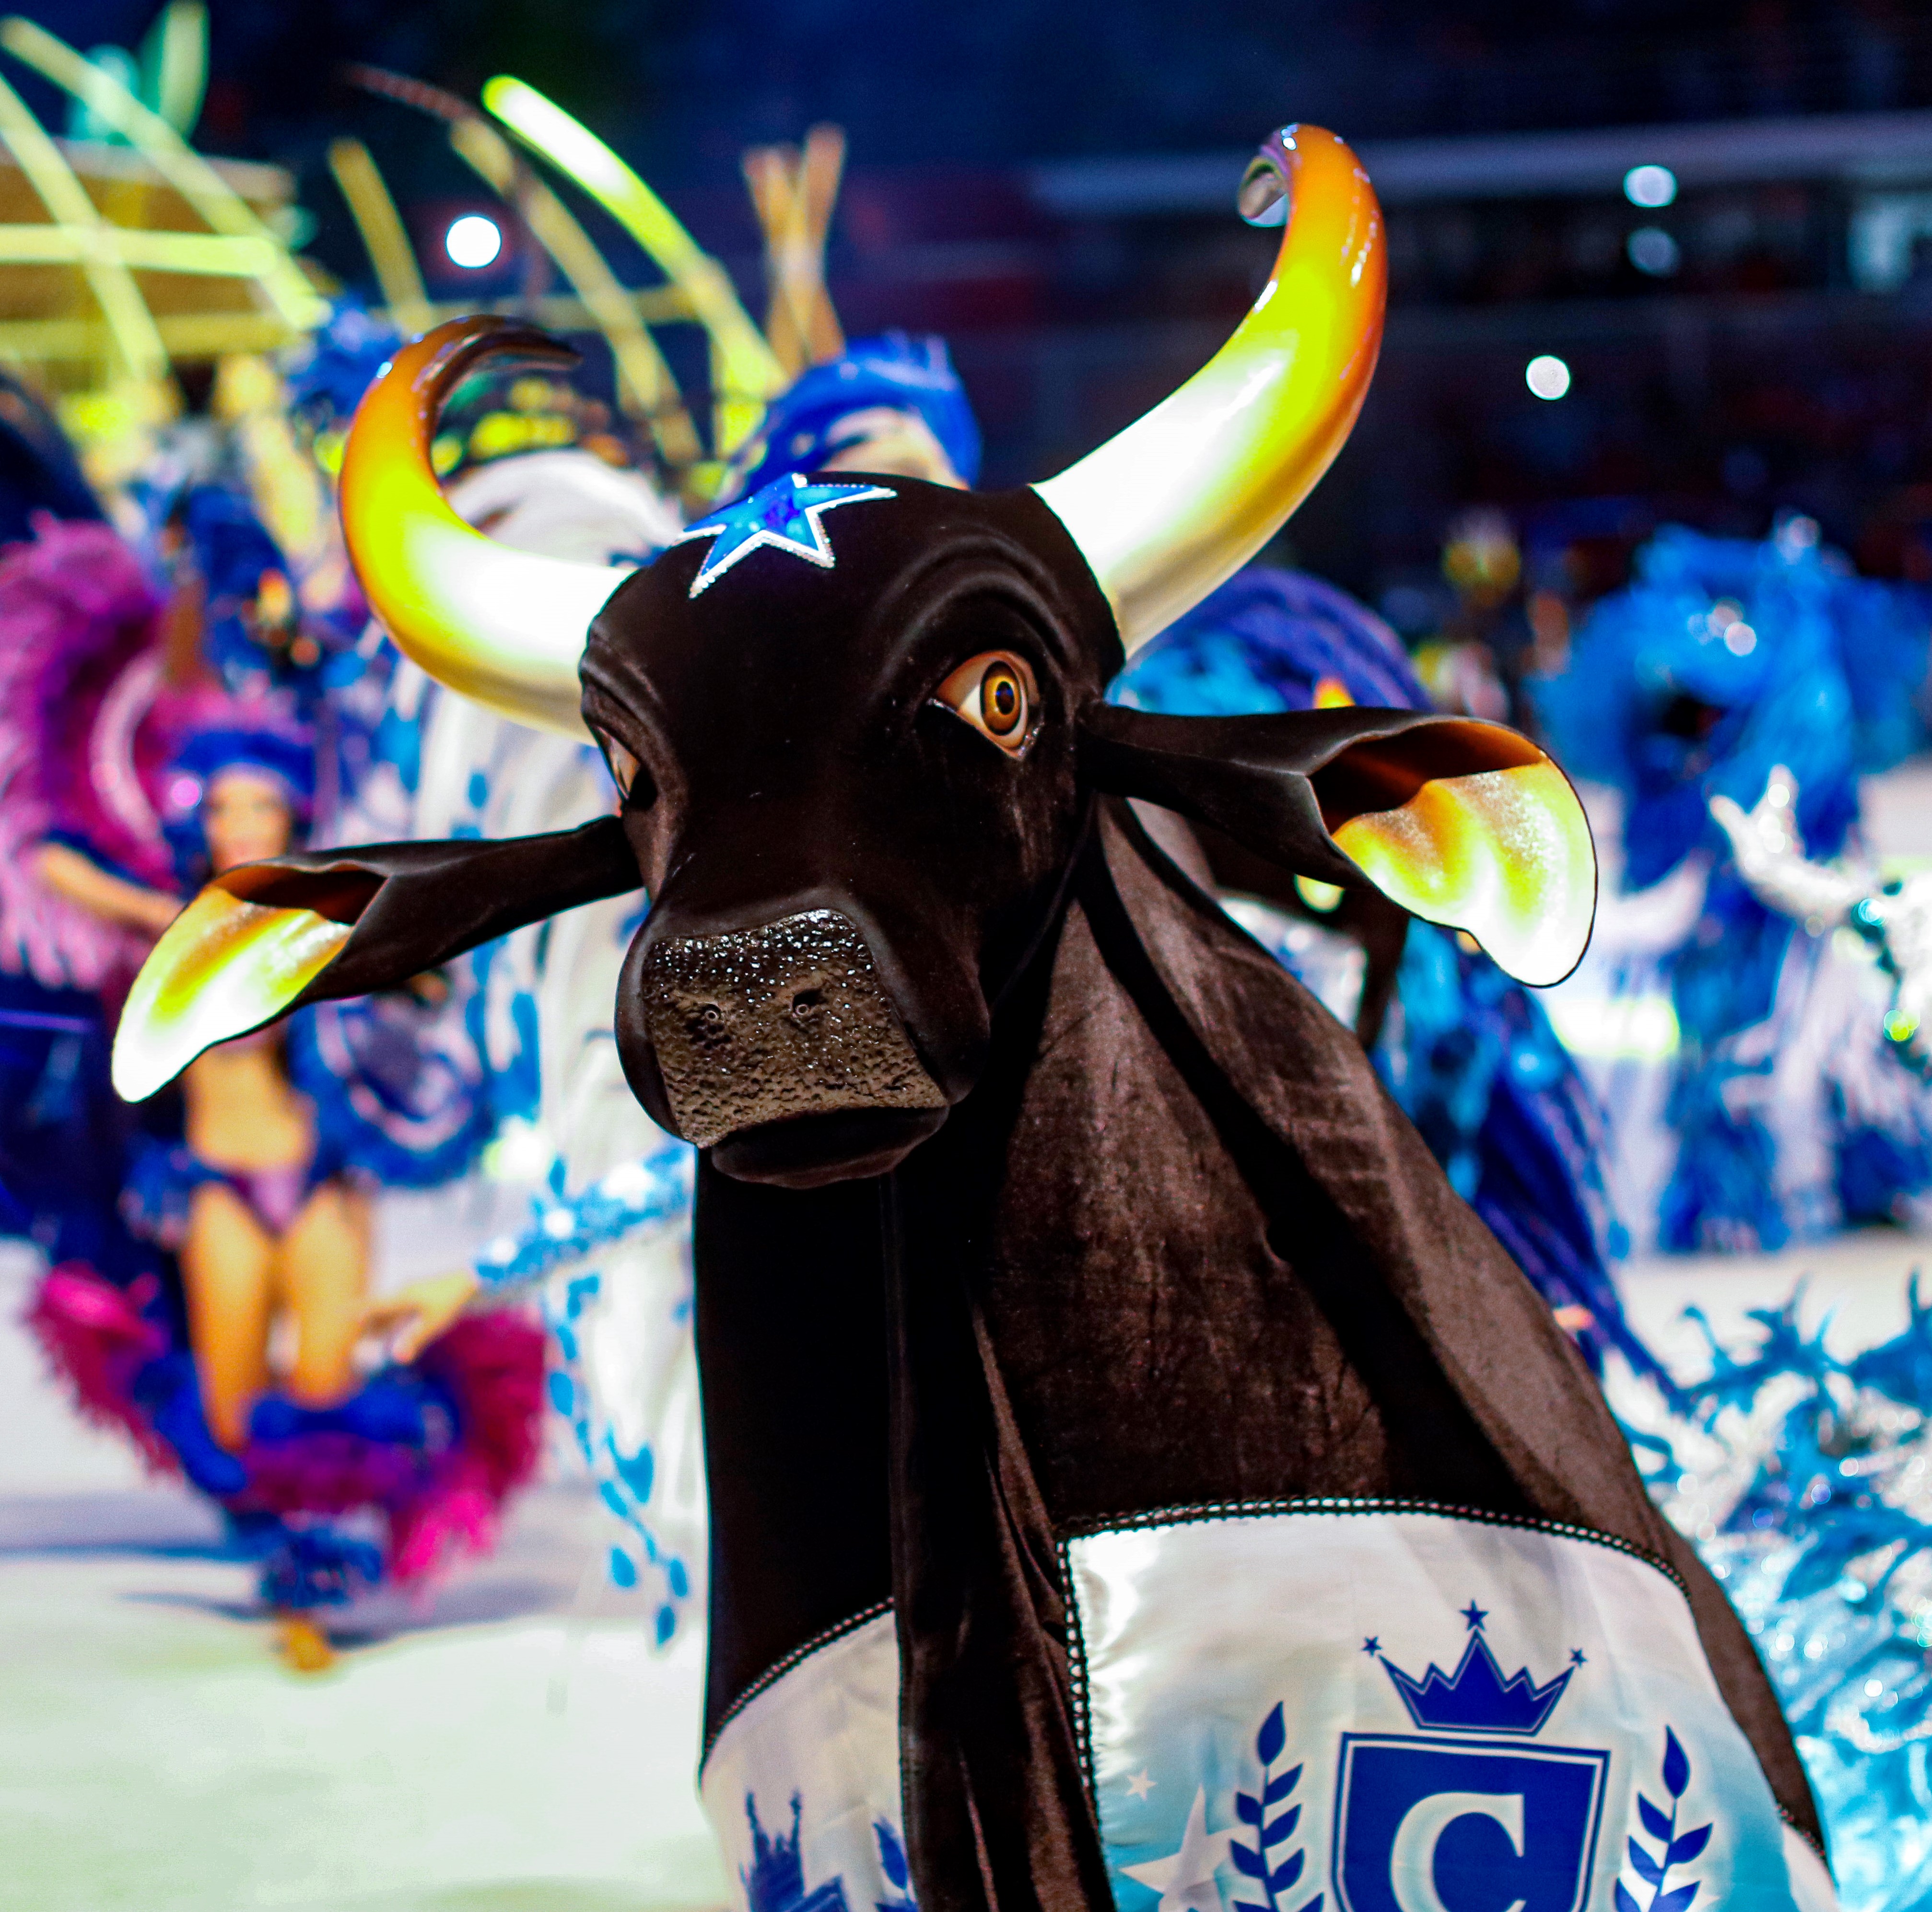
[1066,1503,1832,1912]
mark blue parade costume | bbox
[1623,1288,1932,1911]
[1531,519,1932,1252]
[1526,519,1932,1904]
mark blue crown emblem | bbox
[1373,1601,1576,1736]
[743,1793,851,1912]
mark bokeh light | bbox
[444,213,503,269]
[1623,164,1678,208]
[1627,226,1681,276]
[1525,354,1571,400]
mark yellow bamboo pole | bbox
[0,14,324,331]
[152,0,206,137]
[327,136,433,336]
[0,223,277,271]
[0,69,167,382]
[0,289,697,367]
[482,75,785,456]
[446,115,700,467]
[0,312,293,359]
[744,125,844,378]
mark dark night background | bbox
[22,0,1932,616]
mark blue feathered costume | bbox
[1533,519,1932,1252]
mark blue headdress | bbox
[159,704,315,891]
[1113,566,1427,716]
[1533,521,1865,892]
[726,332,982,499]
[281,300,400,442]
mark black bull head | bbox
[110,126,1826,1897]
[110,459,1596,1185]
[112,128,1598,1173]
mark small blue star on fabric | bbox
[672,471,895,598]
[1362,1636,1382,1656]
[1461,1601,1488,1632]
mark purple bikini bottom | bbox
[216,1163,311,1236]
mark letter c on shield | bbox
[1387,1790,1527,1912]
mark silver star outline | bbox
[1120,1785,1229,1912]
[672,471,896,598]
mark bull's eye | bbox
[596,731,641,800]
[935,651,1036,756]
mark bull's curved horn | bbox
[1032,126,1384,653]
[339,315,630,736]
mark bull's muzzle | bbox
[639,907,948,1184]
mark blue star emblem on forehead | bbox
[671,471,896,598]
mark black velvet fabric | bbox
[695,1168,895,1736]
[689,798,1822,1912]
[1075,804,1817,1851]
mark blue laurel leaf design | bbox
[875,1820,910,1891]
[1256,1703,1287,1765]
[1245,1701,1311,1912]
[1662,1729,1691,1799]
[1668,1826,1712,1866]
[1625,1735,1707,1912]
[1262,1806,1301,1848]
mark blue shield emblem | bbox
[1333,1734,1609,1912]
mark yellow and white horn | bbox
[1032,126,1385,653]
[338,316,631,736]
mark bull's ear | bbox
[1079,703,1595,986]
[112,816,640,1100]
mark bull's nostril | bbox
[641,907,948,1149]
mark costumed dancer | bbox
[1532,516,1932,1253]
[120,121,1838,1912]
[1531,529,1932,1897]
[1626,768,1932,1905]
[356,430,700,1633]
[1710,762,1931,1096]
[298,323,662,1186]
[8,501,543,1666]
[1112,564,1663,1385]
